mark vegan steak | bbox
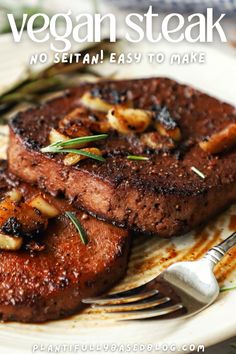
[8,77,236,237]
[0,161,130,322]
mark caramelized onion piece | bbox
[199,123,236,154]
[107,107,152,134]
[155,122,181,142]
[59,108,111,136]
[61,124,91,139]
[63,148,102,166]
[59,107,92,138]
[28,195,60,218]
[0,233,23,251]
[7,189,22,203]
[0,196,48,237]
[59,107,87,126]
[49,128,69,145]
[81,92,113,112]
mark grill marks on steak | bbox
[8,78,236,237]
[0,163,130,322]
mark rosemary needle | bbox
[65,211,89,245]
[190,166,205,179]
[127,155,149,161]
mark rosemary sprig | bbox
[41,134,107,162]
[127,155,149,161]
[51,134,108,149]
[220,284,236,292]
[41,146,105,162]
[190,166,205,179]
[65,212,88,245]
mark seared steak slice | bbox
[8,77,236,237]
[0,162,130,323]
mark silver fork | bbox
[82,231,236,320]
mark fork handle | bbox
[203,231,236,267]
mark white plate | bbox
[0,35,236,354]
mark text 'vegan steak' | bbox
[0,161,130,322]
[8,78,236,237]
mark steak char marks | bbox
[0,162,130,322]
[8,78,236,237]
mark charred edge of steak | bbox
[9,87,81,152]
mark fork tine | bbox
[83,282,151,302]
[92,296,170,312]
[98,304,183,321]
[82,289,158,305]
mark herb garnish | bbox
[41,134,107,162]
[220,284,236,293]
[127,155,149,161]
[190,166,206,179]
[51,134,108,148]
[65,212,89,245]
[42,147,105,162]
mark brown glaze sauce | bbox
[215,249,236,283]
[125,220,235,290]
